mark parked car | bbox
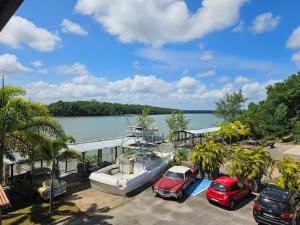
[253,187,300,225]
[12,167,67,201]
[241,140,261,149]
[152,165,198,199]
[206,176,251,209]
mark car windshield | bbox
[165,171,184,180]
[210,182,228,192]
[35,173,51,180]
[257,197,287,212]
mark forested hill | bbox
[48,100,214,116]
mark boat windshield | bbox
[165,171,184,180]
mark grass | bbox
[3,201,79,225]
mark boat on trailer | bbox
[89,149,173,195]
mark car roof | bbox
[30,167,51,176]
[213,176,238,187]
[261,187,291,203]
[168,166,190,174]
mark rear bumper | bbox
[206,192,229,206]
[253,213,291,225]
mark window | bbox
[237,182,244,189]
[185,170,192,179]
[231,183,241,191]
[165,171,184,180]
[210,182,228,192]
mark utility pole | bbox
[0,75,4,186]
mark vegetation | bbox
[213,121,250,145]
[0,85,65,182]
[48,100,214,117]
[191,141,226,179]
[240,72,300,140]
[228,146,272,189]
[275,155,300,192]
[174,148,189,164]
[137,107,155,130]
[215,90,247,122]
[166,111,189,142]
[3,201,79,225]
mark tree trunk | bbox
[49,159,55,214]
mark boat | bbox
[89,146,173,196]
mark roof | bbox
[0,0,24,31]
[183,127,220,135]
[0,186,10,210]
[213,176,238,187]
[168,166,190,174]
[67,137,141,153]
[261,187,290,203]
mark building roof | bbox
[183,127,220,135]
[0,186,10,210]
[68,137,140,153]
[168,166,190,174]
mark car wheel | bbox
[177,191,183,199]
[229,200,235,209]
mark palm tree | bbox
[276,155,300,192]
[191,141,226,179]
[39,135,81,213]
[0,85,65,182]
[228,146,272,192]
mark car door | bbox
[237,181,249,199]
[183,170,192,190]
[230,182,243,201]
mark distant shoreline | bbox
[48,100,215,117]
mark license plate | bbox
[210,198,219,202]
[263,213,275,218]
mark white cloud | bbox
[218,76,229,83]
[286,26,300,49]
[176,76,205,94]
[233,20,244,32]
[198,42,205,49]
[242,79,278,100]
[75,0,247,47]
[200,51,214,61]
[251,12,280,33]
[234,75,250,85]
[198,70,215,78]
[0,16,60,52]
[31,60,43,68]
[37,68,49,74]
[0,54,31,75]
[55,63,89,76]
[291,51,300,67]
[61,19,88,36]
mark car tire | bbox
[177,191,183,200]
[229,200,235,209]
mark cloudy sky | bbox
[0,0,299,109]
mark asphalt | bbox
[63,187,257,225]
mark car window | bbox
[165,171,184,180]
[237,182,244,189]
[185,170,192,179]
[258,197,287,212]
[231,183,241,191]
[210,182,228,192]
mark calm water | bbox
[55,114,222,142]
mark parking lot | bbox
[64,186,257,225]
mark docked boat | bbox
[89,145,173,196]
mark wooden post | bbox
[40,160,43,168]
[97,149,102,164]
[82,152,85,165]
[65,160,68,172]
[10,164,13,181]
[114,147,118,161]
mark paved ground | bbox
[63,187,257,225]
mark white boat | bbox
[89,149,173,196]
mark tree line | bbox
[48,100,214,117]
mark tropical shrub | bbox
[276,155,300,192]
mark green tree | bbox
[215,90,247,122]
[137,107,155,130]
[0,85,65,182]
[191,141,226,179]
[228,146,272,191]
[276,155,300,192]
[166,111,189,143]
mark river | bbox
[55,114,222,142]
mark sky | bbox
[0,0,300,110]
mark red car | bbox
[206,176,251,209]
[152,166,198,199]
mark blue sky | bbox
[0,0,300,109]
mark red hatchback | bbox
[206,176,251,209]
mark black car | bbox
[253,187,300,225]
